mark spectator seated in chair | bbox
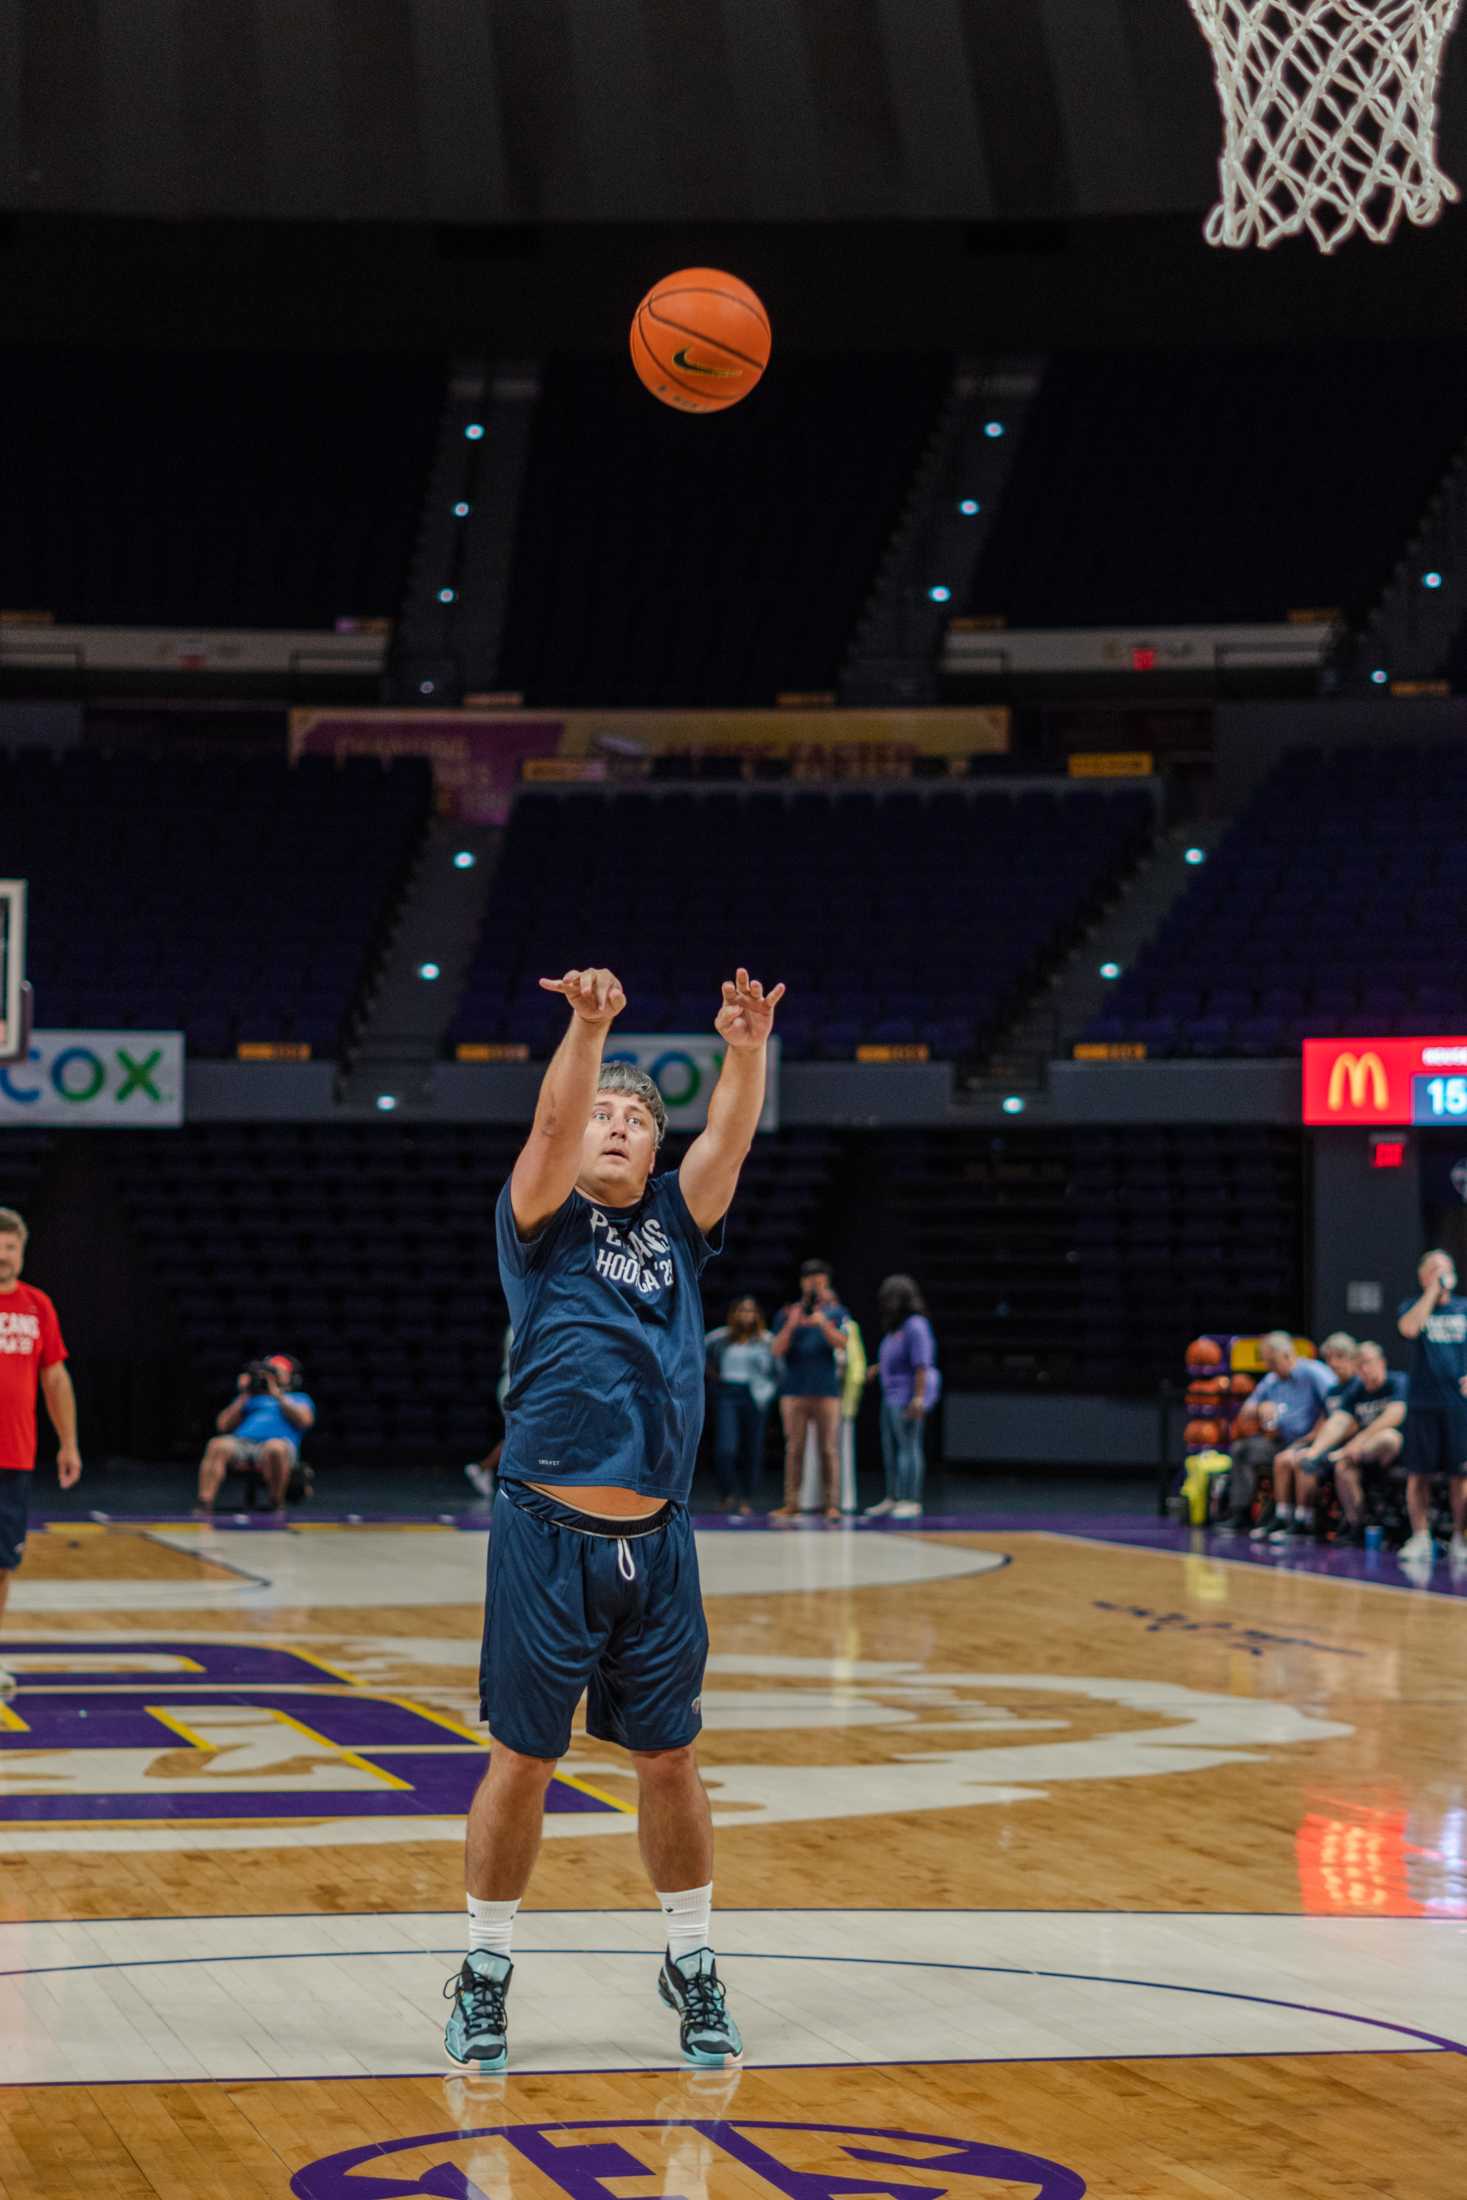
[1221,1330,1334,1540]
[1318,1330,1361,1413]
[1289,1339,1407,1548]
[196,1353,315,1518]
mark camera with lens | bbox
[241,1359,278,1395]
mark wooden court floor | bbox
[0,1513,1463,2197]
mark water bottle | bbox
[1364,1524,1383,1551]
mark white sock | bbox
[1296,1506,1312,1524]
[467,1894,518,1961]
[658,1882,713,1966]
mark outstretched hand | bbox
[715,967,786,1052]
[539,968,627,1026]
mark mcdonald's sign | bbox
[1327,1051,1388,1113]
[1303,1036,1467,1126]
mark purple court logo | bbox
[290,2118,1086,2200]
[0,1641,617,1826]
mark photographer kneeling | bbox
[196,1354,315,1518]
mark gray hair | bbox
[596,1062,667,1147]
[0,1206,26,1241]
[1321,1331,1358,1356]
[1262,1329,1295,1355]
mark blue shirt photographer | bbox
[235,1390,315,1448]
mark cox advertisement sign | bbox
[1303,1035,1467,1128]
[605,1033,779,1132]
[0,1030,183,1127]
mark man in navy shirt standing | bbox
[1397,1248,1467,1569]
[445,962,782,2075]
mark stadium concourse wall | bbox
[177,1056,1408,1471]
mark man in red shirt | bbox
[0,1205,81,1700]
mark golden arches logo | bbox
[1326,1050,1389,1112]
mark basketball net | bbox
[1190,0,1463,251]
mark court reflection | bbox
[1297,1796,1467,1914]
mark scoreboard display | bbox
[1302,1036,1467,1126]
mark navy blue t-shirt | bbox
[1336,1371,1407,1428]
[1397,1294,1467,1408]
[495,1171,722,1502]
[775,1300,850,1399]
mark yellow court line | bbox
[0,1701,28,1734]
[269,1645,363,1685]
[144,1703,412,1791]
[554,1766,637,1815]
[145,1705,216,1751]
[376,1695,488,1746]
[287,1522,451,1533]
[269,1709,414,1791]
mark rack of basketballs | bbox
[1184,1335,1261,1455]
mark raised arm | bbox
[510,968,626,1237]
[217,1386,248,1434]
[1399,1258,1448,1338]
[679,967,786,1235]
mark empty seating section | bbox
[5,750,432,1055]
[0,350,443,629]
[884,1126,1302,1393]
[0,1132,54,1227]
[1085,745,1467,1056]
[450,785,1153,1061]
[968,344,1467,626]
[110,1123,840,1464]
[497,356,949,705]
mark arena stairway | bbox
[339,817,501,1105]
[965,818,1224,1095]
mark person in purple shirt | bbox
[865,1274,940,1520]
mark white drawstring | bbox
[616,1536,636,1582]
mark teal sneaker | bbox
[657,1946,743,2066]
[443,1950,512,2071]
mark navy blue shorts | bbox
[0,1470,33,1571]
[1403,1402,1467,1480]
[480,1481,708,1760]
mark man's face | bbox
[1358,1344,1387,1388]
[1263,1340,1295,1376]
[579,1089,658,1203]
[0,1232,23,1289]
[1324,1343,1358,1381]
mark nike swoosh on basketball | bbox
[671,346,742,379]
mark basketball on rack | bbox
[630,268,771,413]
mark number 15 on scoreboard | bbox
[1415,1074,1467,1122]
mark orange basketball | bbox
[1230,1373,1256,1396]
[1185,1419,1222,1448]
[1186,1337,1224,1372]
[1186,1377,1229,1411]
[630,267,771,414]
[1235,1405,1260,1437]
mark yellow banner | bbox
[1067,752,1154,779]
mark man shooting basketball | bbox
[445,963,783,2073]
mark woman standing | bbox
[705,1297,777,1514]
[866,1274,940,1520]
